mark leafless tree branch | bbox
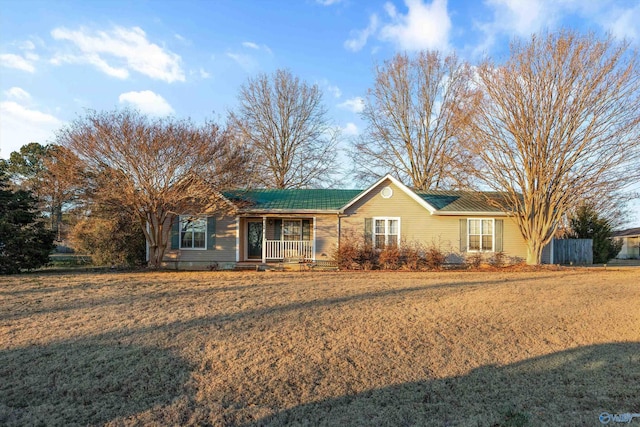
[229,69,339,189]
[464,31,640,264]
[351,51,476,190]
[56,109,251,268]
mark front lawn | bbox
[1,269,639,426]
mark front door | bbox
[247,221,263,259]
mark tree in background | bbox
[56,109,250,268]
[352,51,476,189]
[568,204,622,263]
[0,170,55,274]
[4,142,80,241]
[463,31,640,264]
[229,69,339,189]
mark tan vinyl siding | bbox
[618,236,640,258]
[341,178,528,261]
[342,179,457,251]
[315,214,338,260]
[501,217,527,260]
[163,214,237,269]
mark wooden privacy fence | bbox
[551,238,593,265]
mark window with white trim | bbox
[283,220,302,241]
[180,216,206,249]
[468,218,494,251]
[275,219,312,241]
[374,217,400,248]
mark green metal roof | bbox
[416,190,510,212]
[223,189,363,211]
[224,188,510,213]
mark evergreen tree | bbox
[0,171,55,274]
[569,204,622,263]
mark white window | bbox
[277,219,312,241]
[180,216,206,249]
[283,220,302,241]
[468,218,494,252]
[373,217,400,248]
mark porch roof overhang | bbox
[237,209,340,215]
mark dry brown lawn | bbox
[1,268,639,426]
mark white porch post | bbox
[313,217,317,261]
[235,218,240,262]
[262,216,266,264]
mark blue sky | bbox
[1,0,639,221]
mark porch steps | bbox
[233,262,261,271]
[231,260,338,272]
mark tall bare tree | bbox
[229,69,339,189]
[464,31,640,264]
[56,109,249,268]
[352,51,476,190]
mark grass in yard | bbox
[1,268,639,426]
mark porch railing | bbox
[265,240,314,260]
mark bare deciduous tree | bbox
[352,51,476,190]
[464,31,640,264]
[229,69,339,189]
[56,109,249,268]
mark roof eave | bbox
[434,211,510,216]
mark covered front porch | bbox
[239,216,316,263]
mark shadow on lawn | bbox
[1,271,577,322]
[248,342,640,427]
[0,340,190,426]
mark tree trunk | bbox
[148,245,163,269]
[526,241,543,265]
[144,215,168,269]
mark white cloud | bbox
[0,101,60,125]
[226,41,272,71]
[226,52,257,71]
[51,26,185,83]
[51,52,130,79]
[118,90,174,116]
[472,0,571,56]
[379,0,452,51]
[199,68,211,79]
[338,97,365,113]
[174,33,191,45]
[345,0,452,52]
[242,41,260,50]
[19,40,36,50]
[0,53,36,73]
[345,14,379,51]
[317,0,343,5]
[4,87,31,101]
[601,4,640,41]
[241,41,273,54]
[321,80,342,98]
[484,0,546,36]
[0,101,62,158]
[342,122,359,136]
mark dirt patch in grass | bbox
[1,268,639,426]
